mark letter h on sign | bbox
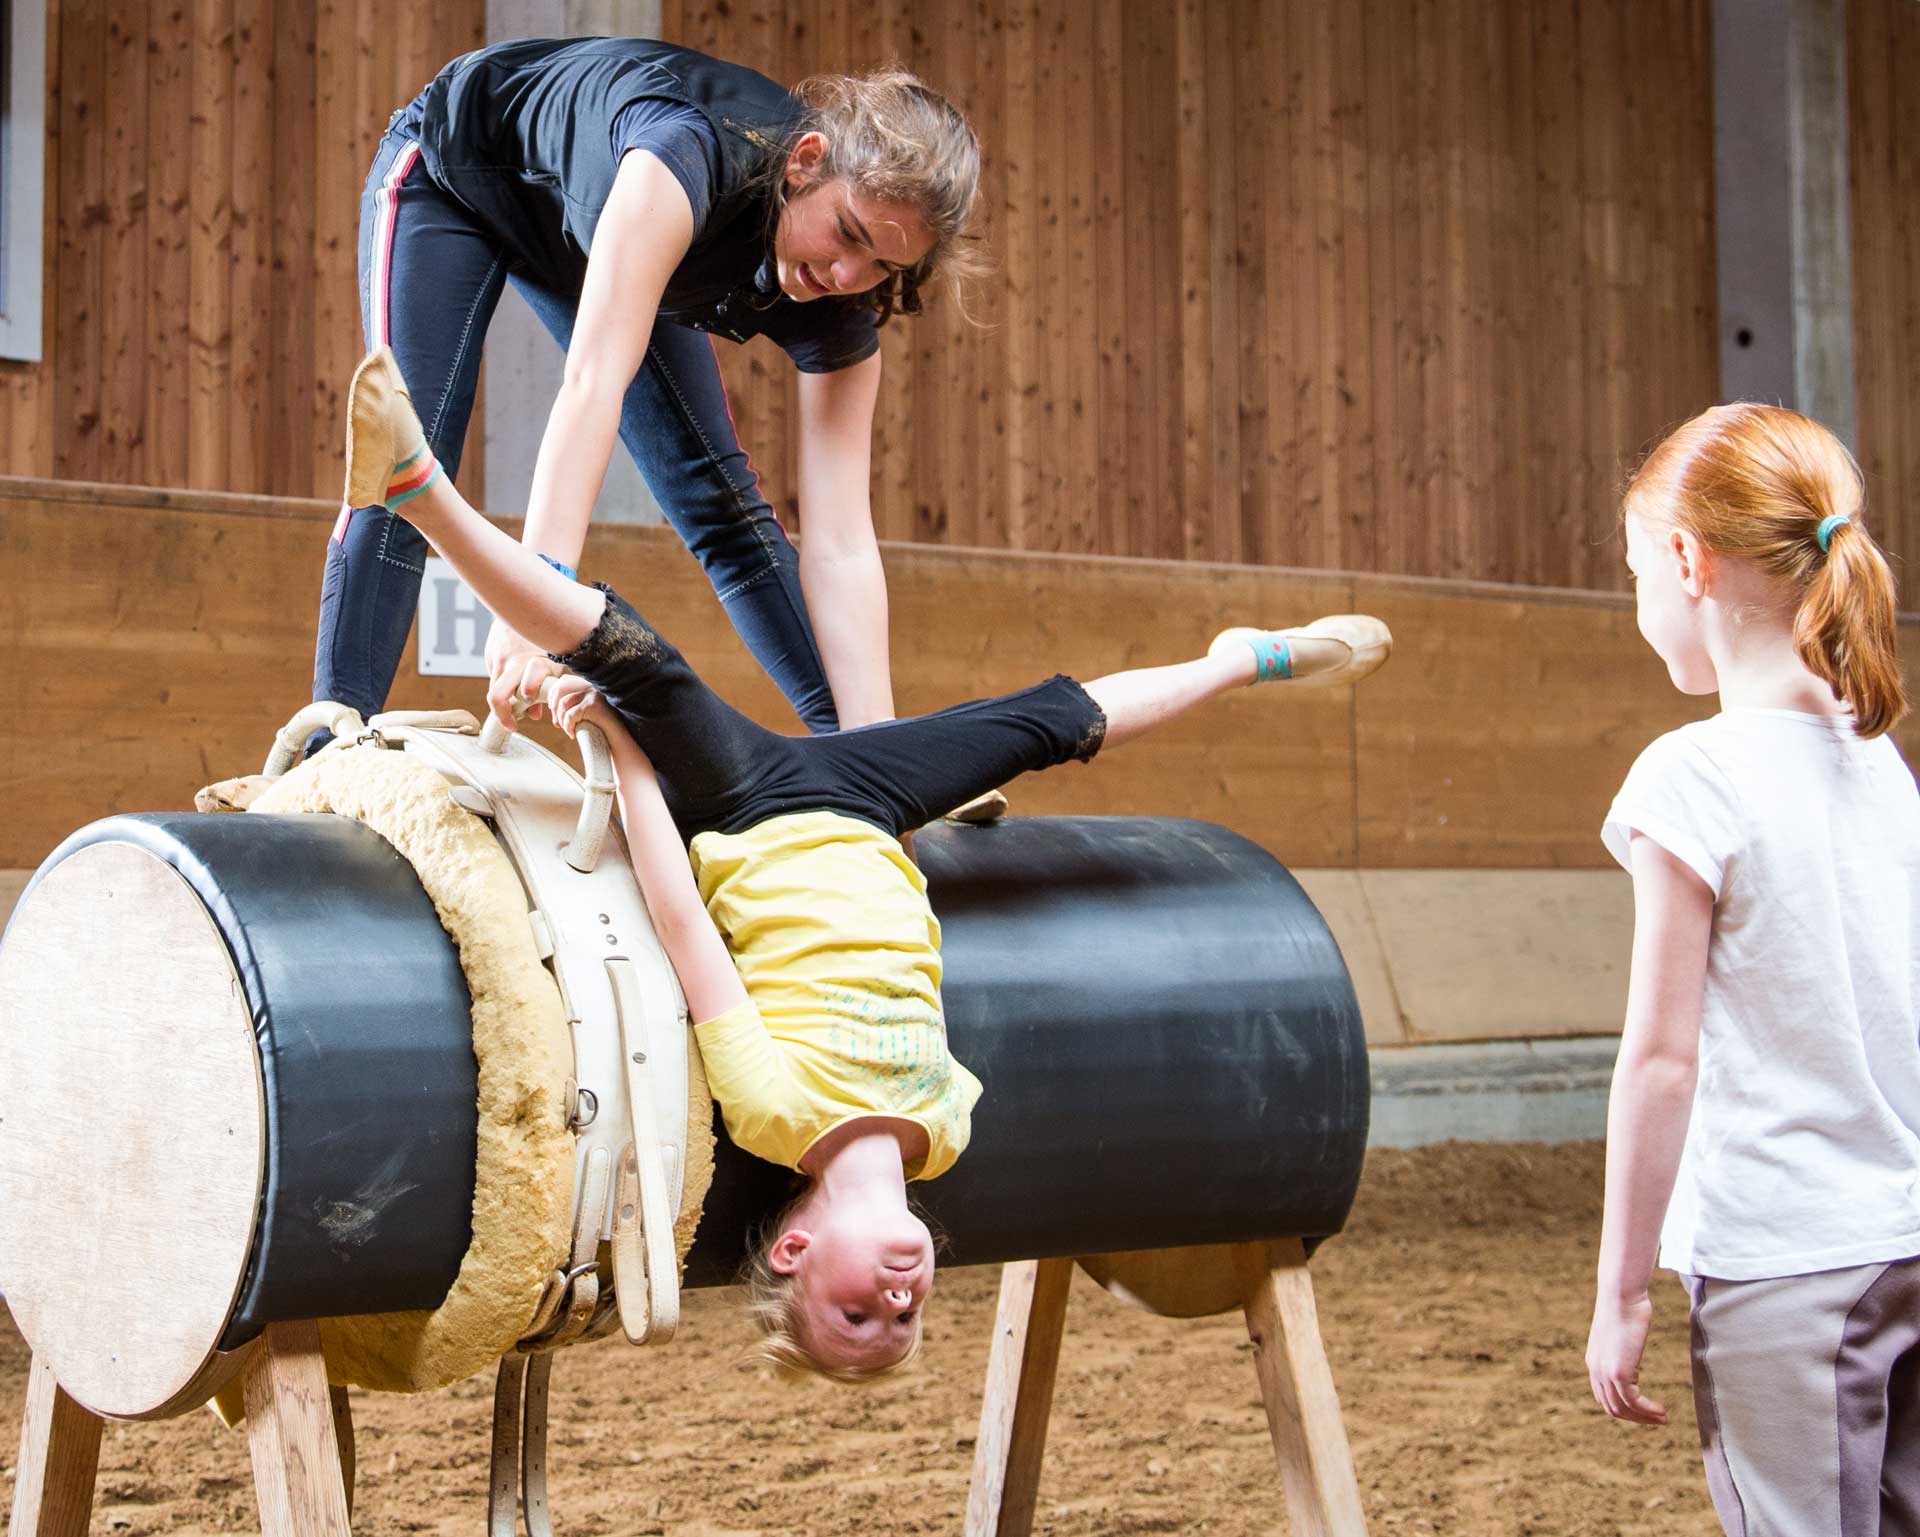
[417,555,495,677]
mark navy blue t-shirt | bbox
[611,98,720,232]
[416,41,880,375]
[603,99,877,374]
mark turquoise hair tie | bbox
[1817,513,1851,551]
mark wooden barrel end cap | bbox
[0,841,266,1418]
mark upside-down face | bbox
[771,1198,935,1372]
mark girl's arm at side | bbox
[1586,831,1710,1425]
[592,707,750,1024]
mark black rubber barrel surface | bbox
[683,816,1369,1284]
[34,814,478,1347]
[29,810,1366,1315]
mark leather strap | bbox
[607,957,680,1344]
[553,1146,611,1348]
[521,1353,554,1537]
[487,1350,558,1537]
[487,1356,526,1537]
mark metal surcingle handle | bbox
[477,675,615,875]
[262,700,369,776]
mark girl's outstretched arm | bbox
[553,680,748,1023]
[1586,832,1710,1426]
[484,151,695,729]
[793,354,894,729]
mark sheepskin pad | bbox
[248,744,577,1393]
[199,739,717,1410]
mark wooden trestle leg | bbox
[964,1258,1075,1537]
[244,1321,353,1537]
[329,1386,356,1521]
[1235,1238,1369,1537]
[8,1356,103,1537]
[964,1241,1368,1537]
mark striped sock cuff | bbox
[386,446,440,507]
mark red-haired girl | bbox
[1588,403,1920,1533]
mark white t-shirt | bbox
[1603,707,1920,1280]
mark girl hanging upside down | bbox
[343,346,1393,1379]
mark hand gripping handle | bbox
[477,675,615,875]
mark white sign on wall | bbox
[417,556,495,677]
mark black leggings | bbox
[556,587,1108,840]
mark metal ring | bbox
[569,1087,598,1130]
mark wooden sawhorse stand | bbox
[14,1245,1363,1537]
[10,1321,355,1537]
[965,1238,1369,1537]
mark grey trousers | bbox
[1683,1254,1920,1537]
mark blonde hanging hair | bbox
[767,67,987,323]
[1624,403,1907,738]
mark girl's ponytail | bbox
[1793,518,1907,738]
[1626,402,1908,739]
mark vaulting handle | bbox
[262,700,368,776]
[477,676,615,875]
[606,957,681,1346]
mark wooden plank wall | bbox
[0,478,1646,872]
[0,0,487,505]
[16,476,1920,877]
[659,0,1721,591]
[1849,0,1920,574]
[1,1,1719,595]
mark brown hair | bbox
[741,1192,923,1384]
[767,68,986,323]
[1625,403,1907,738]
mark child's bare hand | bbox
[1586,1292,1667,1425]
[548,673,609,739]
[488,628,563,732]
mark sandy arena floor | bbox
[0,1142,1720,1536]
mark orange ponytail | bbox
[1625,403,1907,738]
[1793,518,1906,737]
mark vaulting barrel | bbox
[0,812,488,1419]
[0,728,1367,1421]
[687,815,1369,1283]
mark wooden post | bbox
[244,1321,352,1537]
[328,1386,355,1521]
[964,1258,1075,1537]
[1234,1239,1369,1537]
[8,1357,102,1537]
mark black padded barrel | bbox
[35,810,1367,1314]
[35,813,478,1347]
[683,816,1369,1283]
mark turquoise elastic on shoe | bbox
[1248,634,1293,682]
[1209,625,1298,683]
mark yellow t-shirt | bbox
[687,810,981,1179]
